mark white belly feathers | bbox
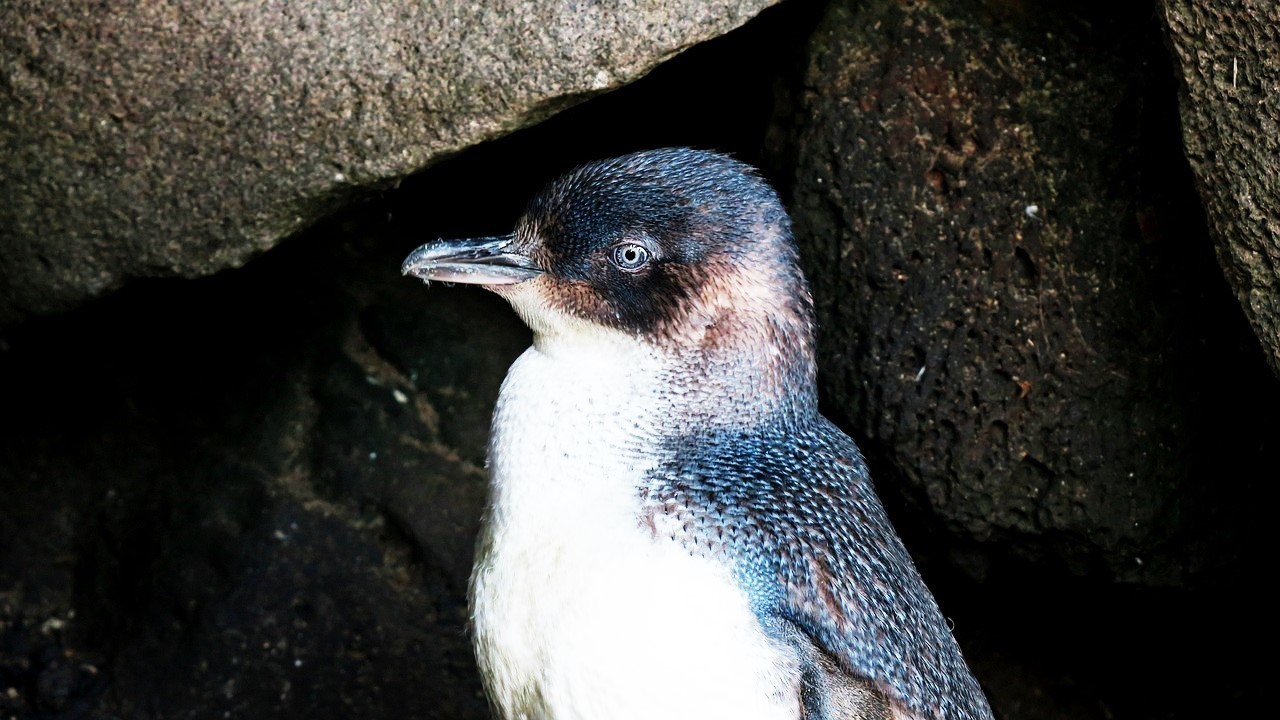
[469,338,799,720]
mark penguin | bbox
[402,148,993,720]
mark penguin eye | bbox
[610,242,652,272]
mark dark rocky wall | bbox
[774,1,1274,715]
[0,221,522,719]
[785,0,1274,587]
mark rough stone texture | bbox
[0,219,529,718]
[787,0,1274,584]
[0,0,778,324]
[1162,0,1280,377]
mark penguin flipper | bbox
[769,617,891,720]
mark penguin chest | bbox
[470,345,800,720]
[470,514,800,720]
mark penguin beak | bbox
[401,234,544,285]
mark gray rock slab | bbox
[0,0,778,323]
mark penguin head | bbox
[403,148,815,366]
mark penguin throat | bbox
[530,319,818,433]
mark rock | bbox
[1161,0,1280,378]
[0,219,527,718]
[786,0,1273,583]
[0,0,778,324]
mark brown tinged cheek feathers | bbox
[539,275,623,327]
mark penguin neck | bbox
[488,322,811,531]
[529,315,819,434]
[655,244,821,429]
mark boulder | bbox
[786,0,1272,583]
[0,0,778,324]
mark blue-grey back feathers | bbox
[646,415,992,720]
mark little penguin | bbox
[402,148,993,720]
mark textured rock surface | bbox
[0,0,777,324]
[1162,0,1280,377]
[787,0,1274,584]
[0,219,528,719]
